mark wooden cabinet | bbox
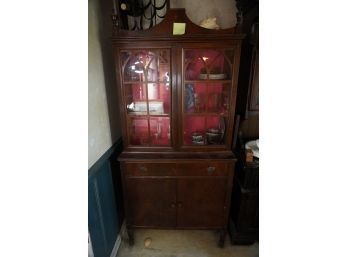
[228,152,259,244]
[122,160,234,246]
[235,14,259,119]
[112,9,244,247]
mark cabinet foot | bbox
[218,230,226,248]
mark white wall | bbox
[88,0,113,168]
[171,0,237,28]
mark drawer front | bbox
[176,162,229,177]
[125,162,176,177]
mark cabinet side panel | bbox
[224,161,235,227]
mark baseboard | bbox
[88,232,94,257]
[110,222,126,257]
[120,221,127,239]
[110,235,121,257]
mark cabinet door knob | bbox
[171,202,176,208]
[177,202,183,208]
[139,165,147,172]
[207,166,216,174]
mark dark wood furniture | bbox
[235,0,258,119]
[112,8,244,247]
[229,149,259,244]
[228,0,259,245]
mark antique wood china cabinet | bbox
[112,9,244,247]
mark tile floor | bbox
[116,229,258,257]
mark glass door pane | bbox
[129,117,149,146]
[184,83,206,113]
[206,83,230,115]
[182,49,233,147]
[184,49,232,81]
[150,117,171,146]
[125,83,147,115]
[121,49,172,147]
[148,83,171,115]
[183,115,226,146]
[183,116,205,145]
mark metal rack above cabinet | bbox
[112,0,170,30]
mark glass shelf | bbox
[123,79,170,84]
[184,80,232,84]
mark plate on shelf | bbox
[133,101,164,113]
[199,73,226,80]
[245,139,259,158]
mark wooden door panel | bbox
[126,178,176,227]
[177,178,227,228]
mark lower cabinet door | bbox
[126,178,176,227]
[177,178,227,228]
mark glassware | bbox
[194,93,205,112]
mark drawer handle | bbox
[207,166,216,174]
[139,166,147,172]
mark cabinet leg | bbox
[127,228,134,246]
[218,230,226,248]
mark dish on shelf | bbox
[206,132,223,144]
[192,140,205,145]
[206,127,224,144]
[207,128,220,133]
[192,132,203,140]
[199,73,226,80]
[191,132,205,145]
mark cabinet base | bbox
[126,227,135,246]
[218,229,226,248]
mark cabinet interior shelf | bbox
[123,81,170,84]
[184,113,227,117]
[185,80,232,84]
[127,113,170,117]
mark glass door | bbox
[182,49,234,147]
[121,49,172,147]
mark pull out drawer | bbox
[125,162,176,177]
[176,162,229,177]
